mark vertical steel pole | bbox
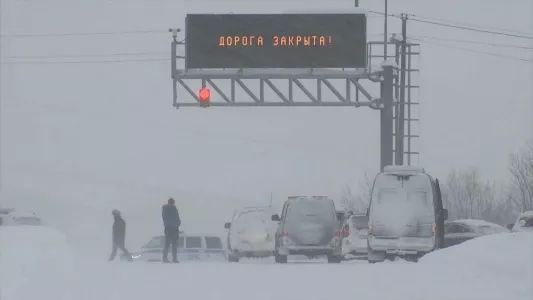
[397,14,407,165]
[170,29,178,108]
[384,0,388,60]
[380,65,394,171]
[407,45,413,165]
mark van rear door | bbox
[371,174,435,238]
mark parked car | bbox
[224,207,277,262]
[341,213,369,257]
[0,210,42,226]
[367,165,448,263]
[123,233,225,262]
[511,211,533,232]
[443,219,510,248]
[271,196,343,264]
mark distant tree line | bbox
[341,140,533,226]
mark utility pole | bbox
[396,14,408,166]
[383,0,388,60]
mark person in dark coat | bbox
[162,198,181,263]
[108,209,133,261]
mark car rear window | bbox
[350,215,369,229]
[185,236,202,248]
[205,237,223,249]
[288,199,335,221]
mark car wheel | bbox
[367,246,385,264]
[274,251,287,264]
[228,253,239,262]
[405,254,419,263]
[327,255,342,263]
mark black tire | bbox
[274,251,288,263]
[327,255,342,263]
[405,254,419,263]
[228,253,239,262]
[385,254,396,261]
[367,246,385,264]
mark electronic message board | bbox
[185,13,367,69]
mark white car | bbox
[443,219,510,248]
[224,207,277,262]
[511,211,533,232]
[341,213,369,257]
[125,233,225,262]
[0,209,42,226]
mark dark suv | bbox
[271,196,343,263]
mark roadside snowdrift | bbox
[1,226,531,300]
[416,231,533,300]
[0,226,75,300]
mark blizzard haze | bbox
[1,0,532,252]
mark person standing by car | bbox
[162,198,181,263]
[108,209,133,261]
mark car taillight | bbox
[283,231,288,236]
[342,226,349,237]
[431,224,436,233]
[335,231,341,237]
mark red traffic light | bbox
[199,87,210,102]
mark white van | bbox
[367,165,448,263]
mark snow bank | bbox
[451,219,510,233]
[0,226,75,300]
[417,232,533,299]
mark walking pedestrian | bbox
[162,198,181,263]
[108,209,133,261]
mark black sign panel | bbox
[185,14,367,69]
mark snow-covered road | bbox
[1,226,532,300]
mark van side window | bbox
[185,236,202,248]
[205,237,223,249]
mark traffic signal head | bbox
[199,87,210,107]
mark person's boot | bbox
[172,258,179,263]
[162,257,170,263]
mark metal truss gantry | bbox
[169,29,420,171]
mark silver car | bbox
[271,196,343,263]
[124,234,225,262]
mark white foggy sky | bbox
[0,0,532,249]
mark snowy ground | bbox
[1,226,532,300]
